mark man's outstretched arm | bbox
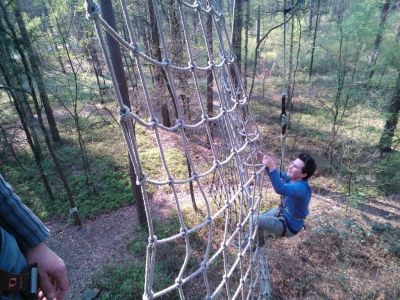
[268,169,308,197]
[0,175,49,251]
[260,154,307,197]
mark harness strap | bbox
[284,207,306,222]
[0,264,39,296]
[277,211,288,237]
[278,210,301,237]
[279,218,287,237]
[279,217,300,236]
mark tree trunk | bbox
[309,0,321,79]
[0,3,44,162]
[379,72,400,152]
[327,13,345,174]
[231,0,244,73]
[0,63,54,202]
[51,12,94,190]
[256,5,261,46]
[367,0,391,79]
[87,36,107,94]
[206,7,214,119]
[243,0,250,89]
[326,8,360,174]
[204,1,215,143]
[308,0,315,32]
[147,0,163,85]
[168,0,191,120]
[287,11,295,108]
[89,45,106,101]
[44,5,66,74]
[31,85,82,225]
[165,0,198,211]
[100,0,147,227]
[0,2,76,211]
[0,125,21,168]
[146,0,177,126]
[4,9,81,224]
[161,104,171,127]
[288,17,303,126]
[15,0,62,144]
[121,25,138,90]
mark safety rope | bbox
[85,0,271,299]
[280,0,288,175]
[283,0,287,95]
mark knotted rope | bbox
[85,0,271,298]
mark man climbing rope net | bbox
[254,153,317,245]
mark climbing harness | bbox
[0,264,40,299]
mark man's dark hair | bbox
[298,153,316,180]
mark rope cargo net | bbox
[85,0,271,298]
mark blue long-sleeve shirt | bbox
[0,175,49,253]
[267,169,312,232]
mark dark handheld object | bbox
[0,264,40,299]
[280,93,288,135]
[284,0,305,14]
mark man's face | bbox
[288,158,307,181]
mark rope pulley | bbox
[280,93,288,136]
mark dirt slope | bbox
[45,193,400,299]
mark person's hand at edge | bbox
[256,151,264,162]
[262,154,277,172]
[26,243,68,300]
[256,151,277,171]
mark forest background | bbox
[0,0,399,299]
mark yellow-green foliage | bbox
[164,149,188,179]
[135,126,188,181]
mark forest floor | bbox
[46,204,138,299]
[46,189,400,299]
[23,79,399,299]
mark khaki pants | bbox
[253,207,295,244]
